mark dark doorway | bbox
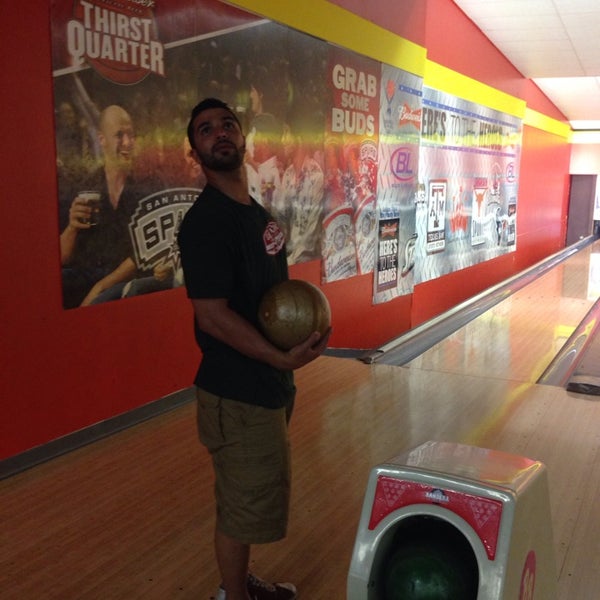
[566,174,597,246]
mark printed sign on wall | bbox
[373,65,422,304]
[415,87,522,284]
[51,0,521,311]
[322,48,380,283]
[52,0,256,308]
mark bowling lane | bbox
[249,357,600,599]
[5,244,600,600]
[3,357,600,598]
[405,240,600,382]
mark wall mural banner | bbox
[414,87,522,284]
[373,65,422,304]
[52,0,266,309]
[51,0,521,311]
[322,48,380,283]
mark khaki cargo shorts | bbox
[196,388,291,544]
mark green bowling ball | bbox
[382,518,478,600]
[383,543,469,599]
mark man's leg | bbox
[215,529,251,599]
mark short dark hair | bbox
[186,98,242,150]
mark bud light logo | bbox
[390,147,414,182]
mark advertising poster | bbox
[52,0,254,308]
[427,179,447,253]
[375,217,401,293]
[52,0,331,309]
[373,65,422,303]
[51,0,523,311]
[322,47,380,282]
[414,87,522,284]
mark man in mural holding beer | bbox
[59,104,142,308]
[179,97,329,600]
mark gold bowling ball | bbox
[258,279,331,350]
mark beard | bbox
[198,141,245,172]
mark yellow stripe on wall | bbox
[227,0,572,138]
[524,108,572,139]
[424,61,526,119]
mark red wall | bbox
[1,4,199,459]
[0,0,571,461]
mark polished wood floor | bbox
[3,244,600,599]
[408,240,600,382]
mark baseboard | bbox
[0,387,196,480]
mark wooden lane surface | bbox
[2,355,600,598]
[407,240,600,382]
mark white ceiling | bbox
[453,0,600,131]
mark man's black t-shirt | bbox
[178,184,295,409]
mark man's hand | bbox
[191,297,331,371]
[68,196,94,230]
[284,328,332,370]
[60,197,92,264]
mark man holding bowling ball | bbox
[178,98,330,600]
